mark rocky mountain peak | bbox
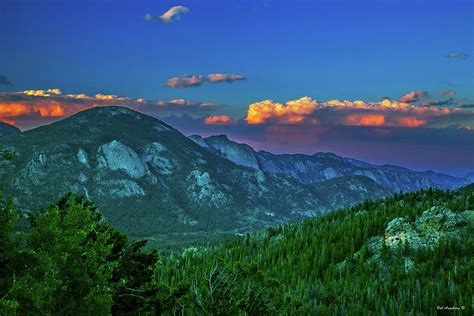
[193,134,260,169]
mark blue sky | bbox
[0,0,473,174]
[2,0,473,113]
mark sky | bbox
[0,0,473,175]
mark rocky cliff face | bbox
[190,135,471,192]
[0,106,392,248]
[362,206,472,271]
[379,206,470,250]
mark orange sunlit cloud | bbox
[244,96,473,129]
[204,115,237,125]
[1,119,16,126]
[397,117,426,127]
[345,114,386,126]
[0,89,222,129]
[399,90,428,103]
[246,97,318,124]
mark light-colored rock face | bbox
[78,172,88,183]
[188,135,210,149]
[77,149,90,167]
[346,206,473,273]
[415,206,468,231]
[205,136,260,169]
[99,179,145,198]
[186,170,228,207]
[24,154,48,185]
[153,124,170,132]
[141,142,174,175]
[323,167,338,179]
[383,206,469,250]
[97,140,148,178]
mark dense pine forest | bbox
[1,185,472,315]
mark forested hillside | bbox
[1,186,472,314]
[0,106,395,250]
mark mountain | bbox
[0,106,391,249]
[189,134,471,191]
[464,172,474,182]
[307,175,391,210]
[0,122,20,138]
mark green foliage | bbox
[1,150,16,161]
[0,194,20,314]
[153,185,474,314]
[3,194,116,314]
[0,185,473,314]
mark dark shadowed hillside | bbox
[0,122,20,138]
[0,106,393,249]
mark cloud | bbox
[1,118,16,126]
[204,115,237,125]
[419,98,454,107]
[345,114,386,127]
[243,96,473,129]
[206,74,246,83]
[246,97,318,124]
[439,89,456,97]
[459,104,474,109]
[144,13,154,21]
[0,89,222,129]
[0,75,12,86]
[159,6,190,23]
[445,53,470,59]
[160,114,474,174]
[166,75,205,88]
[399,90,428,103]
[23,88,62,97]
[165,74,246,88]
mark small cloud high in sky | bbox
[159,6,190,23]
[445,53,470,59]
[165,74,246,88]
[145,5,189,23]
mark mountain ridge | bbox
[0,106,392,249]
[0,122,21,138]
[189,134,471,191]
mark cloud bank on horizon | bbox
[0,88,472,174]
[243,95,472,129]
[0,89,221,129]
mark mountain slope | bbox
[0,106,390,248]
[308,175,392,209]
[189,134,471,191]
[0,122,20,138]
